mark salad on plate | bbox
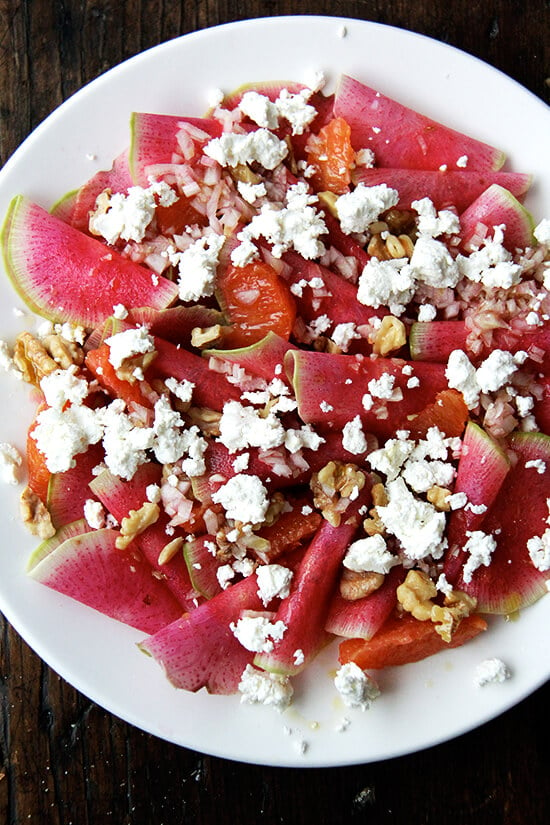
[1,70,549,716]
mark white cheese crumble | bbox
[525,459,546,474]
[335,183,399,234]
[342,416,368,454]
[462,530,497,583]
[32,404,104,473]
[256,564,293,606]
[105,327,155,370]
[473,658,511,687]
[169,234,225,302]
[357,257,415,316]
[418,303,437,322]
[234,182,327,261]
[218,400,285,453]
[377,477,447,560]
[238,664,293,711]
[83,498,106,529]
[40,366,89,411]
[90,180,177,244]
[445,350,480,409]
[0,442,22,485]
[456,226,522,289]
[230,614,287,653]
[534,217,550,245]
[475,349,518,394]
[343,534,398,574]
[204,128,288,170]
[408,236,461,289]
[212,474,270,525]
[412,197,460,238]
[527,529,550,571]
[334,663,380,710]
[275,88,318,135]
[164,376,195,404]
[237,180,267,204]
[216,564,235,590]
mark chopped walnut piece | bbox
[396,569,437,621]
[115,350,157,384]
[340,568,384,601]
[88,189,112,235]
[191,325,224,349]
[311,461,366,527]
[427,485,452,512]
[372,315,407,356]
[371,483,388,508]
[20,486,56,539]
[157,536,185,566]
[13,333,60,385]
[116,502,160,550]
[317,190,339,218]
[230,164,263,185]
[431,590,477,643]
[42,333,84,369]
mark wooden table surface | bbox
[0,2,549,823]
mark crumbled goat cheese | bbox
[331,322,360,352]
[112,303,128,320]
[237,180,267,204]
[83,498,106,529]
[527,529,550,571]
[90,180,177,244]
[456,226,522,289]
[230,237,259,267]
[462,530,497,583]
[238,91,279,129]
[151,396,207,474]
[216,564,235,590]
[232,452,250,472]
[408,236,461,289]
[368,437,415,481]
[218,401,285,452]
[368,373,397,400]
[146,483,161,503]
[284,423,325,454]
[445,350,480,409]
[525,459,546,474]
[343,534,398,574]
[447,491,468,510]
[377,477,447,560]
[534,217,550,245]
[473,658,511,687]
[238,664,293,711]
[334,663,380,710]
[412,197,460,238]
[98,401,154,480]
[342,416,368,454]
[275,88,318,135]
[476,349,517,393]
[357,257,415,316]
[204,128,289,170]
[212,474,270,524]
[32,404,104,474]
[401,459,455,494]
[164,376,195,404]
[0,340,22,379]
[0,443,22,485]
[40,366,89,411]
[335,183,399,234]
[418,303,437,322]
[230,614,287,653]
[235,182,327,261]
[170,233,225,302]
[456,154,469,168]
[256,564,294,606]
[105,326,155,370]
[436,572,453,596]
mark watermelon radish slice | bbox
[444,423,511,581]
[409,320,550,372]
[26,518,90,572]
[148,336,242,410]
[47,443,105,529]
[89,465,197,609]
[253,493,370,677]
[453,432,550,613]
[534,377,550,436]
[352,168,531,212]
[325,565,404,639]
[139,574,267,694]
[70,150,134,233]
[286,349,448,437]
[1,196,178,326]
[29,528,183,633]
[129,113,222,185]
[130,305,225,350]
[334,75,506,171]
[459,184,535,251]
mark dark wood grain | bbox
[1,2,549,823]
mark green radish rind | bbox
[26,518,89,572]
[183,535,223,600]
[1,196,178,327]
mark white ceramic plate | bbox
[1,16,549,768]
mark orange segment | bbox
[306,117,355,195]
